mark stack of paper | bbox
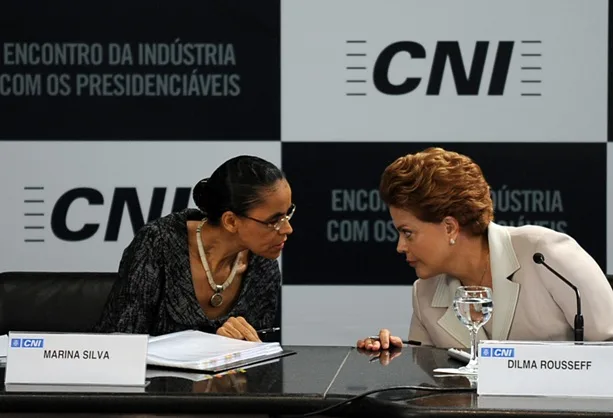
[147,330,286,372]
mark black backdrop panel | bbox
[0,0,280,140]
[281,142,607,285]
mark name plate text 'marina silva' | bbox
[5,332,148,387]
[478,340,613,398]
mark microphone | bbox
[533,252,584,342]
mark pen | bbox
[256,327,280,335]
[367,336,422,346]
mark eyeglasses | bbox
[243,204,296,232]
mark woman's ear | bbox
[442,216,460,240]
[221,211,240,233]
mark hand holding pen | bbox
[356,328,420,351]
[216,318,280,342]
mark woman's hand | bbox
[216,316,261,342]
[356,328,403,350]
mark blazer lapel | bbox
[432,222,521,347]
[487,222,521,341]
[433,276,488,348]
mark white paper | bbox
[0,334,7,357]
[147,330,283,370]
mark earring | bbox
[449,238,456,245]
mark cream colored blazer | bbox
[409,222,613,348]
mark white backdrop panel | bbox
[282,285,413,346]
[282,0,608,142]
[0,141,281,272]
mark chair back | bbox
[0,271,118,335]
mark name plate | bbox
[5,332,148,386]
[478,340,613,398]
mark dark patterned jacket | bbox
[93,209,281,337]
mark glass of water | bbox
[452,286,493,374]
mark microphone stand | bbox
[536,258,584,342]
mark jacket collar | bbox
[432,222,521,347]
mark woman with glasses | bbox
[94,155,294,341]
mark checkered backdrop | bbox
[0,0,609,346]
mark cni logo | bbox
[11,338,44,348]
[481,347,514,357]
[345,40,542,97]
[23,186,192,243]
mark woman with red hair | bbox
[358,147,613,350]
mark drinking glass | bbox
[452,286,493,374]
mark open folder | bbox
[147,330,294,373]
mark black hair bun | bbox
[192,178,210,214]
